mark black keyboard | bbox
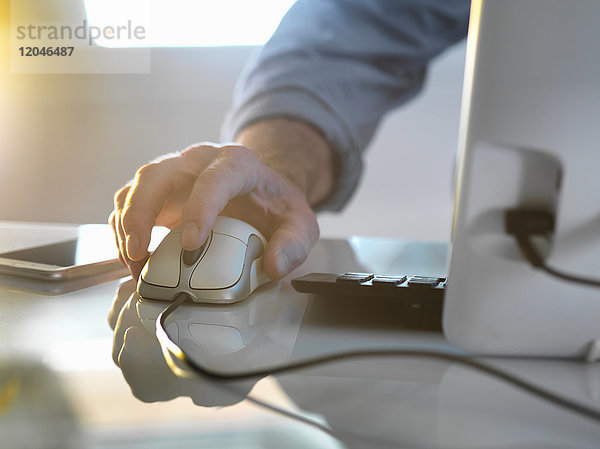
[291,272,446,330]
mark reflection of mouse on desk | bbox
[138,216,271,304]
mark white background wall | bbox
[319,43,466,241]
[1,39,466,242]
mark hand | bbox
[111,119,334,281]
[108,282,255,405]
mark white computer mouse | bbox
[137,216,270,304]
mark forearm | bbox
[224,1,469,211]
[235,118,336,208]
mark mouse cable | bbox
[505,208,600,288]
[158,297,462,448]
[514,233,600,288]
[158,295,403,447]
[158,294,600,426]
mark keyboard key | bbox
[336,273,374,283]
[372,275,407,287]
[408,276,440,287]
[291,272,446,330]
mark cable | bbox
[157,294,600,427]
[159,295,402,446]
[505,208,600,288]
[515,233,600,288]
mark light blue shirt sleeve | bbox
[222,0,470,211]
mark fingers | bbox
[123,147,221,256]
[128,257,150,282]
[121,162,174,261]
[111,295,139,366]
[108,279,136,330]
[111,146,219,277]
[180,146,260,250]
[179,145,319,277]
[110,143,321,282]
[110,191,131,276]
[110,197,150,279]
[262,208,320,280]
[108,209,125,266]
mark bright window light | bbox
[84,0,297,47]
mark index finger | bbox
[121,147,223,260]
[180,146,260,250]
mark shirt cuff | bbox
[221,88,363,212]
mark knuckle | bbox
[108,210,116,227]
[217,158,239,179]
[200,165,227,187]
[220,145,255,164]
[113,186,129,207]
[183,142,213,152]
[135,162,162,181]
[181,144,219,159]
[149,151,180,164]
[203,164,237,191]
[214,146,257,181]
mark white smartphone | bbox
[0,224,127,281]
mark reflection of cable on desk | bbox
[245,395,337,438]
[157,293,600,437]
[244,393,417,448]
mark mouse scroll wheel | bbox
[182,232,211,266]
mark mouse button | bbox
[182,232,212,267]
[212,216,252,240]
[140,231,181,288]
[189,234,247,289]
[245,234,264,262]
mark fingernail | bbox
[126,232,139,259]
[181,223,200,249]
[275,250,292,276]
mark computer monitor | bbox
[444,0,600,357]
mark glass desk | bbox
[1,225,599,448]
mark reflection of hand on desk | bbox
[109,281,255,406]
[3,227,600,448]
[126,237,600,447]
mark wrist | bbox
[235,118,336,207]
